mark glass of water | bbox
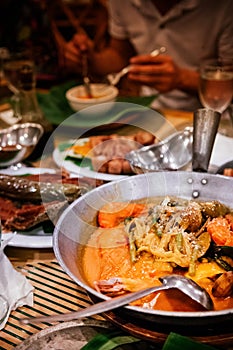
[199,58,233,113]
[198,58,233,136]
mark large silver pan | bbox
[53,171,233,327]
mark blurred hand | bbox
[63,33,94,74]
[129,54,183,93]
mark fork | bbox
[106,46,166,86]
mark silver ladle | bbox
[20,275,213,325]
[126,127,193,173]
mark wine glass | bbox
[2,52,35,121]
[198,59,233,135]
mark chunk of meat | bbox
[107,159,124,174]
[134,130,155,145]
[89,131,156,175]
[212,271,233,298]
[4,201,67,231]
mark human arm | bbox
[63,33,135,77]
[129,54,200,95]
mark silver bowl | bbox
[53,171,233,328]
[125,127,193,173]
[0,123,44,167]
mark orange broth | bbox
[81,199,233,312]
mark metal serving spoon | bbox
[107,46,166,86]
[126,127,193,173]
[20,274,213,325]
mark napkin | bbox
[210,132,233,167]
[0,236,34,330]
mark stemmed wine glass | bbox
[198,59,233,135]
[2,52,35,121]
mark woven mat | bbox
[0,260,103,350]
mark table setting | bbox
[0,52,233,350]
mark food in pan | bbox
[82,196,233,312]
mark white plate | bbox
[0,167,55,249]
[2,229,53,249]
[0,166,56,176]
[53,140,128,182]
[210,132,233,167]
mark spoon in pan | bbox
[20,274,213,325]
[107,46,166,86]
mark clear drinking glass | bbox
[2,52,34,121]
[198,59,233,136]
[3,53,50,125]
[3,52,35,93]
[199,59,233,113]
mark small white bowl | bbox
[66,84,119,112]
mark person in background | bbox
[63,0,233,111]
[0,0,59,87]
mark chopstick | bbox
[82,52,93,98]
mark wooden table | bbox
[1,107,233,349]
[3,108,193,267]
[6,108,232,349]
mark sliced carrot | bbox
[207,217,232,246]
[225,236,233,246]
[98,202,146,228]
[71,140,92,157]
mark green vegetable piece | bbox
[129,231,137,263]
[162,332,218,350]
[188,246,199,276]
[81,330,140,350]
[65,156,93,170]
[176,231,183,252]
[58,142,73,152]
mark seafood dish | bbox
[0,172,103,232]
[82,196,233,312]
[63,131,157,175]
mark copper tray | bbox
[89,294,233,348]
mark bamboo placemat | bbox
[1,260,232,350]
[0,260,103,350]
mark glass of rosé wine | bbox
[198,58,233,136]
